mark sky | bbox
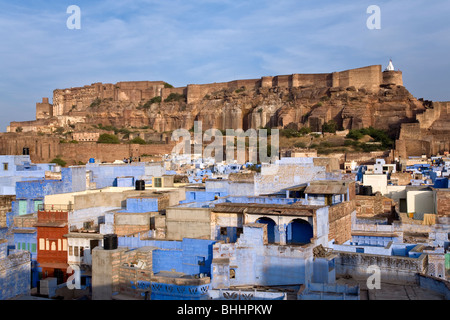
[0,0,449,131]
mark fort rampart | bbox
[32,65,401,119]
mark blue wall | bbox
[86,163,147,188]
[118,236,216,276]
[120,197,159,213]
[181,191,228,204]
[15,179,63,200]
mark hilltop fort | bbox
[2,63,449,163]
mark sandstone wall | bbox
[0,132,176,164]
[383,70,403,86]
[178,65,384,104]
[333,65,383,92]
[328,200,355,244]
[355,194,394,218]
[435,190,450,217]
[59,142,176,164]
[36,97,53,120]
[53,81,166,116]
[0,195,15,228]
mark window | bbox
[39,238,45,250]
[74,246,79,257]
[58,239,61,251]
[150,216,156,230]
[51,242,56,251]
[63,239,67,251]
[236,227,243,238]
[69,246,73,256]
[230,268,236,279]
[325,195,333,206]
[220,227,227,236]
[45,240,49,251]
[154,178,162,188]
[31,243,36,253]
[3,163,8,171]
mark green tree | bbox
[97,133,120,144]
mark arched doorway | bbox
[256,217,276,244]
[286,219,313,245]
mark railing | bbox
[38,203,73,212]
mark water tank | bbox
[135,179,145,190]
[89,158,95,163]
[103,234,118,250]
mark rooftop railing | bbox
[37,203,73,212]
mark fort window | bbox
[2,163,8,171]
[230,268,236,279]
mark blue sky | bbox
[0,0,449,131]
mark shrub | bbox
[129,137,146,145]
[346,127,393,148]
[164,93,186,103]
[280,128,303,138]
[346,129,364,140]
[54,127,65,135]
[97,133,120,144]
[322,120,337,133]
[89,98,102,108]
[319,141,333,148]
[50,157,67,167]
[298,127,311,135]
[294,142,306,148]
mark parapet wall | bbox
[184,65,390,103]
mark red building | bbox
[35,210,69,283]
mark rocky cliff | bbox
[58,81,427,138]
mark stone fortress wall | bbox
[26,65,403,122]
